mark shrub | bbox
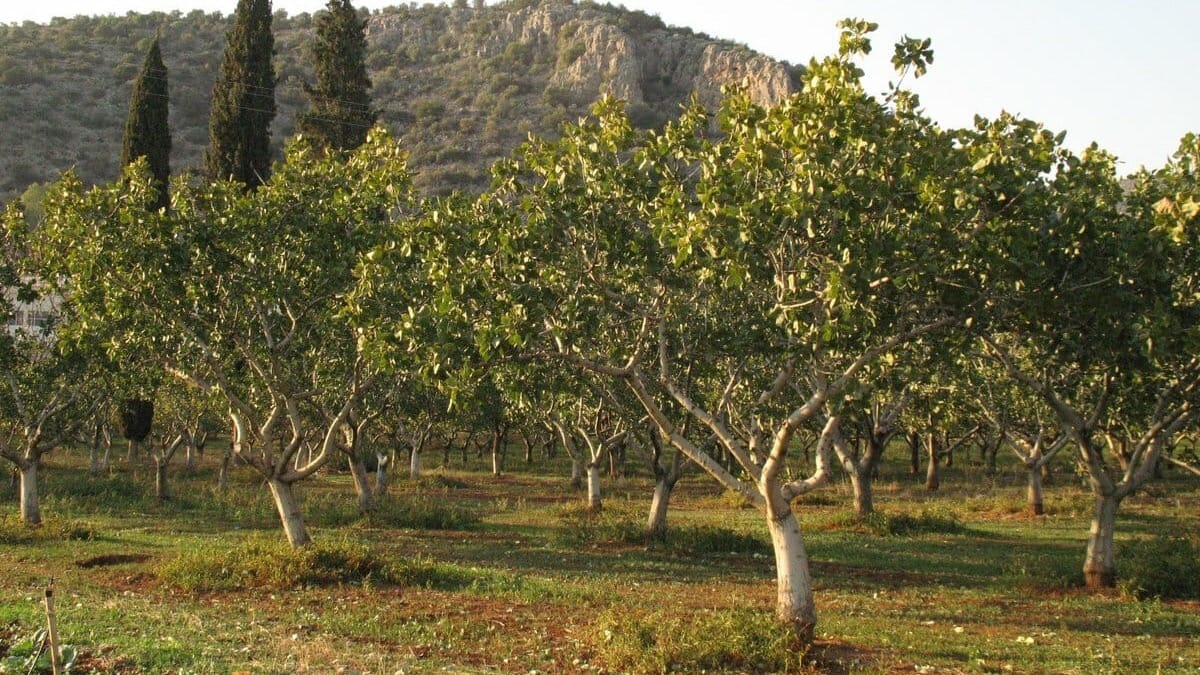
[835,508,967,537]
[590,607,806,673]
[1005,550,1084,589]
[556,501,643,546]
[0,516,95,544]
[304,491,479,531]
[412,98,446,120]
[368,494,480,530]
[661,525,770,556]
[159,538,555,597]
[1118,535,1200,600]
[158,537,396,591]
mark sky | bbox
[1,0,1195,171]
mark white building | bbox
[4,277,59,337]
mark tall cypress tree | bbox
[121,36,171,211]
[296,0,376,154]
[206,0,276,189]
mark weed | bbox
[0,516,95,544]
[1118,534,1200,600]
[0,627,78,674]
[369,494,480,530]
[590,607,806,673]
[555,502,643,546]
[833,507,968,537]
[411,473,469,490]
[1005,550,1084,589]
[158,537,395,591]
[302,491,480,531]
[659,525,770,556]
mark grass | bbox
[0,449,1197,673]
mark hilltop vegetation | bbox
[0,0,802,201]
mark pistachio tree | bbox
[969,120,1200,587]
[389,22,974,637]
[39,134,414,547]
[0,206,100,525]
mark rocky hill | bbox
[0,0,802,202]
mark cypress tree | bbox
[296,0,376,154]
[121,36,171,211]
[206,0,276,189]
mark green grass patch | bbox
[304,491,480,530]
[831,507,968,537]
[0,515,96,544]
[589,607,806,673]
[555,501,644,546]
[158,537,397,591]
[656,525,771,556]
[1118,534,1200,600]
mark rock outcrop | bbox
[0,0,803,200]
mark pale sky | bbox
[1,0,1195,171]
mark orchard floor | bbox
[1,451,1198,674]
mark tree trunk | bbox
[409,445,421,479]
[608,441,625,479]
[267,478,312,548]
[849,468,874,520]
[907,431,920,475]
[1084,494,1119,588]
[19,461,41,526]
[766,507,816,641]
[522,435,533,464]
[490,430,504,476]
[348,456,375,513]
[155,460,171,501]
[586,464,602,511]
[570,457,583,489]
[126,439,139,463]
[217,449,231,491]
[374,452,391,497]
[644,475,676,541]
[924,434,941,491]
[1026,462,1045,516]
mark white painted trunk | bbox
[645,478,673,541]
[19,462,41,526]
[849,469,873,519]
[374,453,391,497]
[767,509,816,640]
[1084,494,1119,588]
[410,447,421,479]
[586,464,602,511]
[569,457,582,489]
[1026,464,1045,516]
[267,478,312,548]
[348,457,375,513]
[491,447,503,476]
[924,440,940,491]
[155,461,171,501]
[217,450,231,491]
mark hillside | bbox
[0,0,802,202]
